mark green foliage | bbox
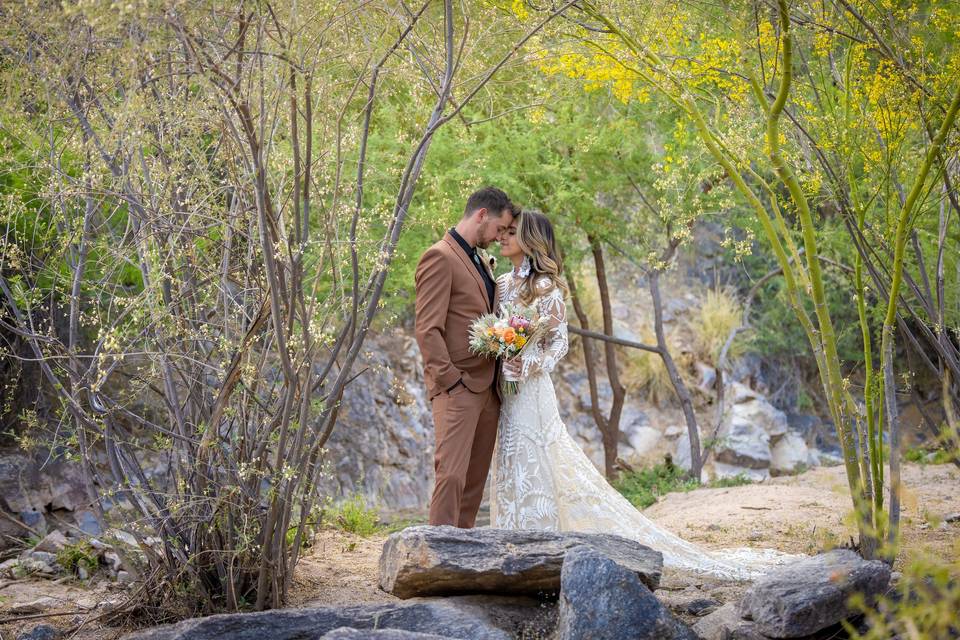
[904,445,955,466]
[847,547,960,640]
[709,474,754,489]
[614,462,755,509]
[325,492,381,538]
[56,540,99,577]
[613,463,701,508]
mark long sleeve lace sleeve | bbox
[519,279,568,380]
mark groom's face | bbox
[476,208,514,249]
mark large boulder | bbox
[740,549,891,638]
[380,526,662,599]
[556,547,695,640]
[0,451,93,546]
[713,420,771,470]
[124,596,541,640]
[730,397,788,439]
[313,332,436,513]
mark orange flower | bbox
[502,327,516,344]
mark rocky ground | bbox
[3,461,957,639]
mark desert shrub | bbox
[326,493,381,538]
[848,546,960,639]
[614,463,700,508]
[620,328,688,406]
[688,286,745,365]
[615,462,755,509]
[0,1,539,614]
[56,540,99,577]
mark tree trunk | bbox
[649,265,702,480]
[590,237,625,478]
[565,267,611,461]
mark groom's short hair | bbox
[464,186,512,218]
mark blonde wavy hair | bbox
[515,209,568,305]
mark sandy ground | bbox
[644,462,959,565]
[3,462,958,639]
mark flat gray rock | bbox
[123,596,540,640]
[320,628,451,639]
[380,525,662,598]
[557,546,695,640]
[740,549,890,638]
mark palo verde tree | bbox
[524,0,960,558]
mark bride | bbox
[490,209,791,581]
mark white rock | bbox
[713,419,771,469]
[110,529,139,547]
[103,551,123,572]
[728,398,788,439]
[713,462,770,482]
[664,425,685,438]
[628,427,662,458]
[770,431,818,476]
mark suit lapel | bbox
[444,235,491,310]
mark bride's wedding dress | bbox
[490,268,793,580]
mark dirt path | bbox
[4,462,958,638]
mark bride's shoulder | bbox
[496,272,513,286]
[534,275,559,293]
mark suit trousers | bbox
[428,384,500,528]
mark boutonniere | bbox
[478,248,497,275]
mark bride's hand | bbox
[502,356,522,378]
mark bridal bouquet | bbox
[468,303,545,394]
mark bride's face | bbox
[499,221,522,258]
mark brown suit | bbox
[415,233,500,527]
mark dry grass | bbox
[621,331,689,406]
[688,286,745,366]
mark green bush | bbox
[56,540,99,577]
[847,546,960,639]
[613,463,700,509]
[614,463,755,509]
[325,492,381,537]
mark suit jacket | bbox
[415,233,498,399]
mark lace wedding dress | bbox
[490,267,794,580]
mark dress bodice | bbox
[497,271,569,380]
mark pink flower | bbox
[509,316,529,330]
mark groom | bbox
[415,186,515,528]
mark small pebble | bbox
[686,597,721,616]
